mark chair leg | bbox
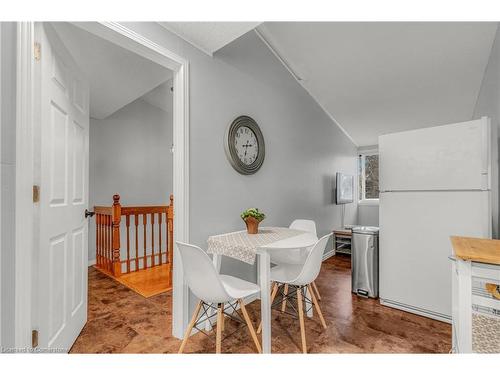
[220,303,225,332]
[312,281,321,301]
[281,284,289,312]
[308,284,327,329]
[216,303,223,354]
[178,300,203,354]
[297,286,307,354]
[257,282,278,334]
[238,299,262,353]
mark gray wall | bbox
[358,205,379,226]
[0,22,16,348]
[0,22,359,340]
[473,23,500,238]
[89,98,173,261]
[120,24,358,285]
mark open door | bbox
[35,23,90,351]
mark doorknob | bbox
[85,209,95,218]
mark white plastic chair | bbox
[270,219,318,265]
[176,241,262,354]
[258,233,331,353]
[290,219,317,235]
[269,219,322,302]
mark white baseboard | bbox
[88,259,96,267]
[323,249,335,261]
[243,292,259,306]
[380,298,452,324]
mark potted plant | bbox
[241,208,266,234]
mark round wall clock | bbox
[224,116,265,175]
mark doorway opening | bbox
[48,22,178,297]
[16,22,190,351]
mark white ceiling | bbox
[258,22,498,146]
[52,22,172,119]
[159,22,261,56]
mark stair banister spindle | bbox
[93,195,174,284]
[126,214,131,273]
[112,194,122,277]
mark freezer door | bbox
[379,118,490,192]
[379,191,491,320]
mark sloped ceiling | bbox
[258,22,498,146]
[52,22,172,119]
[159,22,261,55]
[142,80,173,114]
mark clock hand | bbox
[244,140,249,156]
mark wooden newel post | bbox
[168,194,174,285]
[112,194,122,277]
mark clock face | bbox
[235,126,259,165]
[225,116,265,175]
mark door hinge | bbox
[34,42,41,61]
[32,329,39,348]
[33,185,40,203]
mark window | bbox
[358,152,379,203]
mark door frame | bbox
[15,22,190,348]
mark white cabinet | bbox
[451,257,500,353]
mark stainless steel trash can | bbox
[351,226,379,298]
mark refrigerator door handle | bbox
[480,116,491,190]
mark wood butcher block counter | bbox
[449,236,500,354]
[450,236,500,265]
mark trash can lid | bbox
[352,226,379,235]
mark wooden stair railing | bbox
[94,194,174,283]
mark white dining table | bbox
[207,227,318,354]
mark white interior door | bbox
[37,23,90,351]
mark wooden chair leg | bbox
[178,300,203,354]
[257,282,278,334]
[281,284,289,312]
[216,303,223,354]
[220,303,225,332]
[308,284,327,329]
[297,286,307,354]
[238,299,262,353]
[312,281,321,301]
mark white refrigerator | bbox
[379,117,496,322]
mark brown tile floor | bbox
[70,254,451,353]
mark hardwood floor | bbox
[70,254,451,353]
[95,263,172,298]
